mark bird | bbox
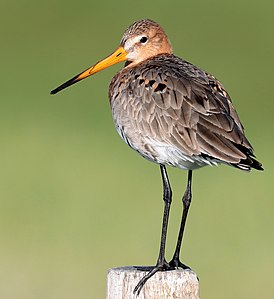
[50,19,263,295]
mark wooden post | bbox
[106,266,199,299]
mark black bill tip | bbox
[50,73,83,95]
[50,78,75,95]
[50,87,61,95]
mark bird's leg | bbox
[169,170,193,269]
[133,165,173,295]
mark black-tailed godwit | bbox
[51,19,263,295]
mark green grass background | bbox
[1,0,273,298]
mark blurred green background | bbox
[1,0,273,298]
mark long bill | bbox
[50,46,127,95]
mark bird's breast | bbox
[108,60,216,170]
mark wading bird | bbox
[51,19,263,295]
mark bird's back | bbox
[109,54,263,171]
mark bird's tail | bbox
[233,155,263,171]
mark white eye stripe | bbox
[124,35,148,51]
[124,36,138,51]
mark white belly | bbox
[115,123,219,170]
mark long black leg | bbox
[133,164,173,295]
[169,170,193,268]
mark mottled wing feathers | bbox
[110,54,262,171]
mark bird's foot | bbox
[134,265,157,272]
[133,259,173,296]
[168,257,190,270]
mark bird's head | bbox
[50,19,172,94]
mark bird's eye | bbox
[140,36,148,44]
